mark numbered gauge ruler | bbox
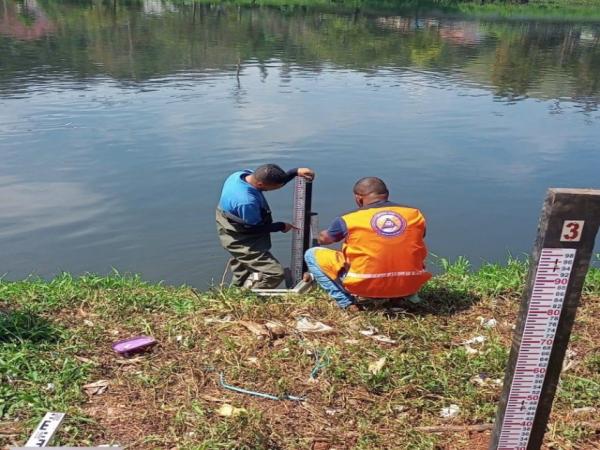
[25,412,65,447]
[290,178,312,286]
[496,248,576,449]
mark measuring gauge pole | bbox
[490,188,600,450]
[290,177,313,287]
[24,412,65,447]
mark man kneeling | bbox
[304,177,431,310]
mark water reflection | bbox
[0,0,599,107]
[0,0,54,40]
[0,1,599,285]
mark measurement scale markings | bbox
[497,248,576,450]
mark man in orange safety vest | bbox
[304,177,431,311]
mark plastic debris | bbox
[83,380,109,396]
[463,335,486,345]
[296,317,333,334]
[204,315,234,324]
[217,404,247,417]
[359,329,397,344]
[368,357,387,375]
[310,349,331,380]
[440,404,460,418]
[470,373,503,387]
[219,372,304,402]
[370,335,397,344]
[407,294,422,304]
[83,319,94,327]
[359,327,378,336]
[112,335,157,357]
[478,317,498,329]
[464,345,479,355]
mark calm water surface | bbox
[1,0,599,287]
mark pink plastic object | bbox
[112,335,157,357]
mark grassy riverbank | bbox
[2,257,600,449]
[185,0,600,20]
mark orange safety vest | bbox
[341,203,431,298]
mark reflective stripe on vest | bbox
[345,270,428,279]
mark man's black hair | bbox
[353,177,389,196]
[254,164,287,185]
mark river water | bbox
[1,0,599,287]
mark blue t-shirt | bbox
[218,170,269,225]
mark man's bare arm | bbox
[318,230,338,245]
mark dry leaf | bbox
[265,320,286,338]
[83,380,109,396]
[217,404,247,417]
[75,356,97,365]
[200,394,227,403]
[359,330,397,344]
[368,357,387,375]
[238,320,269,338]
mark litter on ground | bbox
[295,317,334,333]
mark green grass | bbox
[179,0,600,21]
[1,255,599,449]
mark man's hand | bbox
[282,223,299,233]
[297,168,315,181]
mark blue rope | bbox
[310,349,331,379]
[219,373,305,402]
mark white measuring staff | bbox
[496,248,575,449]
[290,177,308,286]
[253,177,314,296]
[24,412,65,447]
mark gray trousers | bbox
[216,210,285,289]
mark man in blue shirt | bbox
[216,164,315,289]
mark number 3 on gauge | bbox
[561,220,584,242]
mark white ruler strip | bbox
[25,412,65,447]
[291,177,307,285]
[497,248,576,450]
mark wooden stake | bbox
[489,188,600,450]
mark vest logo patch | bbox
[370,211,406,237]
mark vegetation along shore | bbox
[2,256,599,449]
